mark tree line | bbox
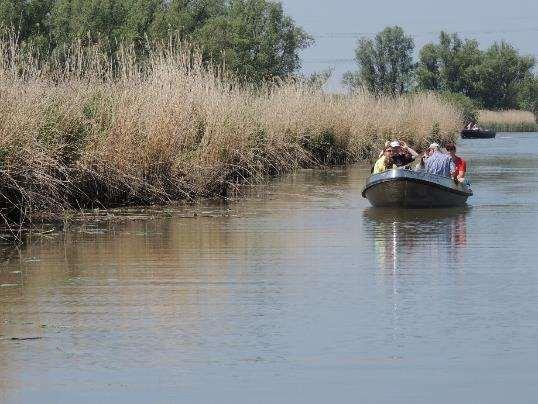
[344,26,537,114]
[1,3,535,114]
[0,0,312,83]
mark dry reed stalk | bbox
[0,40,462,229]
[478,110,538,132]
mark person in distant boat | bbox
[373,146,394,174]
[389,140,419,168]
[472,123,480,131]
[445,142,467,183]
[424,143,455,177]
[465,122,473,130]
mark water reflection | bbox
[2,136,538,403]
[362,207,469,273]
[361,207,470,356]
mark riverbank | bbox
[479,110,538,132]
[0,43,461,232]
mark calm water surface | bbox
[2,133,538,403]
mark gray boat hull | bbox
[362,169,473,208]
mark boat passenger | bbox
[389,140,419,168]
[378,141,391,158]
[445,142,467,183]
[414,148,427,170]
[424,143,455,177]
[373,146,394,174]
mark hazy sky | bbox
[280,0,538,90]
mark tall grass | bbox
[0,40,462,229]
[479,109,538,132]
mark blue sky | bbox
[280,0,538,90]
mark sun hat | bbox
[429,142,440,149]
[389,140,401,148]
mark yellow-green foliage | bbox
[0,42,462,224]
[479,110,538,132]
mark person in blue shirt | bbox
[424,143,455,177]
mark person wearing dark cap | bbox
[445,142,467,183]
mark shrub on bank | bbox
[439,92,479,126]
[0,42,462,227]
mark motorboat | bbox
[361,168,473,208]
[461,129,496,139]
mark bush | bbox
[439,92,478,125]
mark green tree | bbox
[416,32,481,98]
[50,0,127,51]
[344,26,414,95]
[475,41,535,109]
[4,0,312,83]
[517,75,537,118]
[439,91,478,125]
[0,0,53,53]
[197,0,312,83]
[415,43,439,91]
[150,0,224,42]
[24,0,53,51]
[417,33,535,110]
[121,0,160,44]
[0,0,25,33]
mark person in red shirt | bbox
[445,143,466,183]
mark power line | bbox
[303,55,538,64]
[312,26,538,40]
[303,26,538,64]
[302,59,354,64]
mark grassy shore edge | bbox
[479,110,538,132]
[0,44,462,236]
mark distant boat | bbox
[461,129,496,139]
[362,169,473,208]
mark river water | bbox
[1,133,538,403]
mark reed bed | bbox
[479,109,538,132]
[0,41,462,230]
